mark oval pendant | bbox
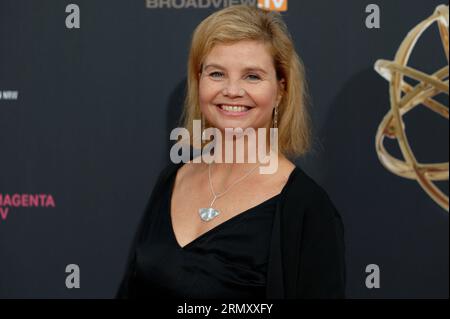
[199,207,220,222]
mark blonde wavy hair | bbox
[180,5,311,158]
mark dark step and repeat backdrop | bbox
[0,0,448,298]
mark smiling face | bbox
[199,40,284,134]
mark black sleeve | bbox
[115,164,175,299]
[115,249,137,299]
[296,193,346,299]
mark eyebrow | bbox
[203,63,268,75]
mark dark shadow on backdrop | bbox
[319,68,449,298]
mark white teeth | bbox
[220,105,250,112]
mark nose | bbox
[222,80,245,97]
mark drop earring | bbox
[273,106,278,129]
[201,113,206,140]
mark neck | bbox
[204,125,279,174]
[208,143,281,176]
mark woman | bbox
[117,5,346,299]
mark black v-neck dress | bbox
[122,167,294,299]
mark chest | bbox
[137,190,276,298]
[170,175,283,248]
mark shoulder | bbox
[284,166,332,202]
[154,161,185,183]
[147,162,182,198]
[282,166,342,224]
[153,160,205,191]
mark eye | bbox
[246,74,261,81]
[209,71,224,79]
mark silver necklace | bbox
[198,162,261,222]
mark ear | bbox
[277,78,286,105]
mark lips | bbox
[216,104,252,116]
[219,104,250,112]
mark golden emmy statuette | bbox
[374,5,449,212]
